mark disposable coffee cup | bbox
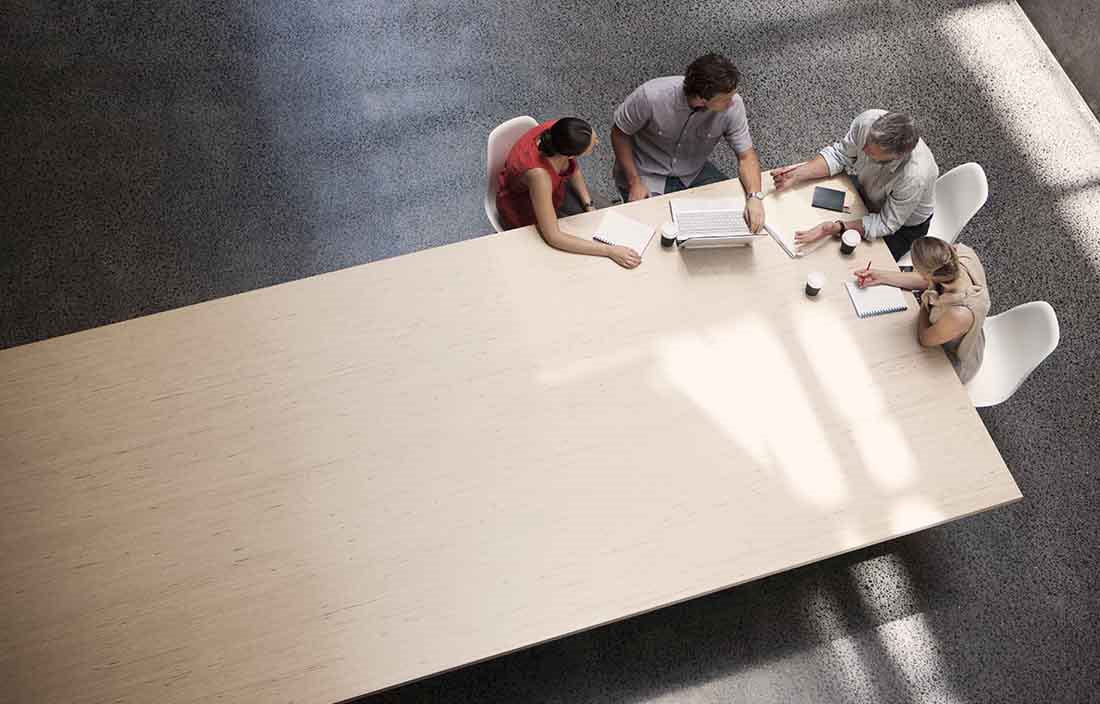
[840,230,860,255]
[660,222,678,248]
[805,271,825,297]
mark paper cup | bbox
[660,221,678,248]
[805,271,825,297]
[840,230,860,255]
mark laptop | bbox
[670,198,767,249]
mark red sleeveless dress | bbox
[496,120,577,229]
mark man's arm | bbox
[612,85,653,202]
[775,110,881,191]
[611,126,648,202]
[771,154,831,191]
[736,148,765,232]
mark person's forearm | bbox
[611,126,643,186]
[537,219,610,257]
[737,148,762,193]
[820,217,864,239]
[879,270,928,290]
[532,193,607,257]
[798,154,831,181]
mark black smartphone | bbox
[812,186,846,212]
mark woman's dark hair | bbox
[537,117,593,157]
[683,53,741,100]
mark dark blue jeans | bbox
[618,161,729,200]
[884,214,933,261]
[663,161,729,193]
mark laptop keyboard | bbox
[677,210,750,237]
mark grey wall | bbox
[1018,0,1100,118]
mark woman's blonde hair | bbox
[910,237,960,284]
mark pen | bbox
[858,260,872,287]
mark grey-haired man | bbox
[773,109,939,260]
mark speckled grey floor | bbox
[3,1,1100,703]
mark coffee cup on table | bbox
[805,271,825,297]
[840,230,860,255]
[660,222,678,248]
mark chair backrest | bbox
[965,301,1060,407]
[896,162,988,268]
[484,116,538,233]
[927,162,988,244]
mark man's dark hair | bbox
[683,53,741,100]
[538,117,593,157]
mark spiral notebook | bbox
[844,281,909,318]
[591,210,655,255]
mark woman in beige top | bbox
[854,238,990,383]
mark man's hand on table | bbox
[794,221,843,253]
[627,181,649,202]
[744,197,765,233]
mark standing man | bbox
[611,53,766,232]
[773,109,939,260]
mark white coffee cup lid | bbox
[661,221,678,236]
[807,271,826,287]
[842,230,860,246]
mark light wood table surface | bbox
[0,173,1020,703]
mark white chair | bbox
[484,116,538,232]
[898,162,989,267]
[965,301,1060,407]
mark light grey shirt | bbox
[613,76,754,195]
[819,109,939,240]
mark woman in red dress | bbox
[496,118,640,269]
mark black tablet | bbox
[812,186,846,212]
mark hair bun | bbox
[537,131,557,156]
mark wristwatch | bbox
[747,191,765,200]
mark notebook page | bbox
[592,210,655,255]
[844,281,909,318]
[765,224,797,258]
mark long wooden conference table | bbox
[0,173,1020,703]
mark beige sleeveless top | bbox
[919,244,990,384]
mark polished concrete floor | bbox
[3,1,1100,703]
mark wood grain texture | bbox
[0,174,1020,703]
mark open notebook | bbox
[764,224,797,258]
[592,210,655,255]
[844,281,909,318]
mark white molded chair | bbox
[966,301,1060,407]
[484,115,538,232]
[898,162,989,267]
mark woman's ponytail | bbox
[537,130,558,156]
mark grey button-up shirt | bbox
[819,109,939,240]
[613,76,754,195]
